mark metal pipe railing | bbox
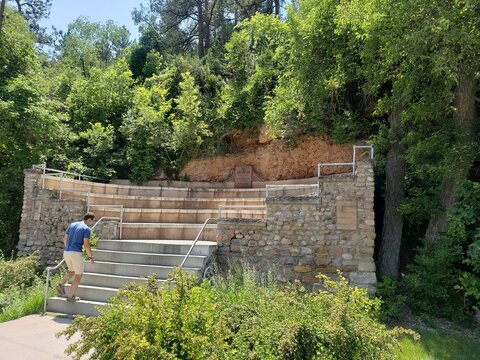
[179,218,217,269]
[42,216,122,314]
[42,259,65,314]
[317,144,374,177]
[32,164,102,183]
[88,209,124,239]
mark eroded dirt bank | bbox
[181,135,361,182]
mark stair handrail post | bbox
[41,162,46,188]
[59,173,64,199]
[179,217,217,269]
[43,259,65,314]
[353,146,357,176]
[120,206,124,239]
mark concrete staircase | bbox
[44,176,266,316]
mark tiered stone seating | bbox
[44,176,266,316]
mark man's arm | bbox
[83,238,94,263]
[63,233,68,247]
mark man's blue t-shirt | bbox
[65,221,91,252]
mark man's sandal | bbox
[56,283,66,297]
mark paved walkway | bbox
[0,314,81,360]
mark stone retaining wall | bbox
[17,169,118,266]
[217,160,376,291]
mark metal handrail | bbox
[318,145,374,177]
[33,163,102,183]
[89,208,124,239]
[179,218,217,269]
[42,216,122,314]
[42,259,66,314]
[265,184,320,198]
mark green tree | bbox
[64,59,134,177]
[121,73,173,182]
[220,14,290,130]
[0,9,64,254]
[60,17,131,72]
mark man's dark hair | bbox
[83,212,96,221]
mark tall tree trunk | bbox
[0,0,6,35]
[197,0,205,58]
[379,105,405,280]
[266,0,273,14]
[424,68,477,247]
[274,0,280,15]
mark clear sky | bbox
[40,0,143,40]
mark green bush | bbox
[375,277,408,322]
[0,252,40,291]
[59,268,415,360]
[0,278,45,322]
[403,181,480,322]
[0,252,52,322]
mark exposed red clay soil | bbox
[181,133,362,182]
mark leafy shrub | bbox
[403,181,480,322]
[0,252,40,291]
[0,252,54,322]
[59,268,414,360]
[0,278,45,322]
[375,277,408,322]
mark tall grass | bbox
[396,332,480,360]
[0,252,60,323]
[0,279,44,322]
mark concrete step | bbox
[46,297,105,317]
[79,272,168,289]
[120,223,217,241]
[43,176,267,198]
[92,249,208,268]
[61,192,265,209]
[64,284,118,303]
[90,207,266,223]
[96,239,217,256]
[84,261,201,279]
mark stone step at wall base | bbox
[64,284,118,303]
[96,239,217,256]
[120,223,217,241]
[46,297,105,317]
[92,249,208,268]
[84,261,202,279]
[79,272,169,289]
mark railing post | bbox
[87,190,91,212]
[59,173,64,199]
[120,207,123,240]
[41,162,46,189]
[353,146,357,176]
[43,268,50,314]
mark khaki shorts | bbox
[64,251,85,275]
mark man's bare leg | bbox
[67,274,83,298]
[60,271,75,285]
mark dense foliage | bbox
[1,0,479,323]
[0,252,45,322]
[59,269,414,359]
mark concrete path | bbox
[0,314,82,360]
